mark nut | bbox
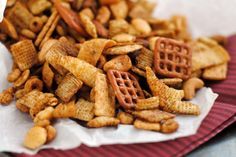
[160,119,179,133]
[117,111,134,124]
[183,77,204,100]
[7,68,21,83]
[131,18,152,35]
[46,125,57,143]
[103,55,132,72]
[23,126,47,149]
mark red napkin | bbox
[15,35,236,157]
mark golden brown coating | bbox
[53,99,77,119]
[134,119,161,132]
[164,101,200,115]
[160,119,179,133]
[135,96,160,110]
[74,99,94,121]
[117,111,134,125]
[132,109,175,123]
[94,73,115,117]
[23,126,47,150]
[87,116,120,128]
[46,125,57,143]
[56,73,83,102]
[203,63,228,81]
[103,55,132,72]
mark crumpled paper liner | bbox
[0,0,225,154]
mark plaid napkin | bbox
[15,36,236,157]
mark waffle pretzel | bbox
[107,70,144,109]
[154,37,192,79]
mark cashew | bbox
[183,77,204,100]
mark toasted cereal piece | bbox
[46,50,101,87]
[160,78,183,88]
[78,39,116,66]
[7,68,21,83]
[6,2,34,31]
[27,0,52,15]
[46,125,57,143]
[117,111,134,124]
[0,87,14,105]
[16,102,29,113]
[149,37,159,51]
[112,33,136,43]
[96,6,111,24]
[34,107,54,127]
[38,39,58,64]
[131,18,152,35]
[74,99,94,121]
[79,13,97,38]
[44,41,68,75]
[11,40,38,71]
[16,90,58,117]
[35,11,59,47]
[56,73,83,102]
[87,116,120,128]
[94,73,115,117]
[131,66,146,78]
[104,44,143,55]
[203,63,228,80]
[135,47,153,70]
[109,19,130,37]
[103,55,132,72]
[191,38,230,71]
[164,101,200,115]
[53,100,77,118]
[29,17,44,33]
[23,126,47,149]
[160,119,179,133]
[24,77,43,93]
[146,67,184,107]
[14,70,30,87]
[110,0,128,19]
[134,119,161,132]
[0,18,18,40]
[20,29,36,40]
[135,96,159,110]
[42,62,54,89]
[132,109,175,123]
[90,88,95,102]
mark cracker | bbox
[87,116,120,128]
[110,0,128,19]
[79,13,97,38]
[74,99,94,121]
[94,73,115,117]
[78,39,116,66]
[132,109,175,123]
[203,63,228,80]
[103,55,132,72]
[191,38,230,71]
[134,119,161,132]
[104,44,143,55]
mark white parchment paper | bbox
[2,0,234,154]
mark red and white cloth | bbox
[15,35,236,157]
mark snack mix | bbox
[0,0,231,150]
